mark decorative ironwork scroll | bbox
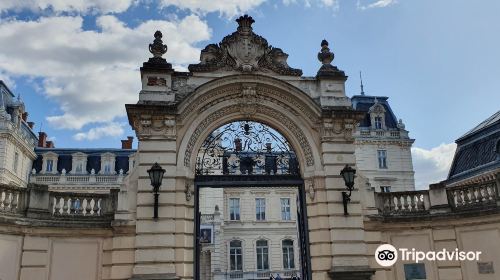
[195,121,299,175]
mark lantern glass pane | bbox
[348,172,354,184]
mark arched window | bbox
[229,240,243,271]
[256,240,269,270]
[282,239,295,269]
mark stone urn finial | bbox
[149,31,168,58]
[318,39,334,65]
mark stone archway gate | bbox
[126,15,373,280]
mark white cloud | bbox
[357,0,396,10]
[73,122,125,141]
[0,15,211,130]
[0,0,134,14]
[159,0,268,17]
[412,143,457,190]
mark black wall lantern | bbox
[340,164,356,216]
[148,162,166,220]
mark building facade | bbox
[0,81,37,188]
[200,187,300,280]
[352,95,415,192]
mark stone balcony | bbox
[372,180,500,220]
[355,128,408,139]
[0,183,118,227]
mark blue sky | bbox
[0,0,498,188]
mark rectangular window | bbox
[13,152,19,173]
[374,116,383,129]
[380,186,391,193]
[230,240,243,271]
[377,150,387,169]
[46,159,53,172]
[256,240,269,270]
[281,198,291,220]
[75,162,83,173]
[282,240,295,269]
[104,163,112,173]
[229,198,240,221]
[255,198,266,221]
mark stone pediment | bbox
[188,15,302,76]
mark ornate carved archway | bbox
[176,74,323,178]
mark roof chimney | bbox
[22,112,28,122]
[121,136,134,149]
[27,122,34,129]
[45,141,54,148]
[38,132,47,148]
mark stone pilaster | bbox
[319,108,374,280]
[127,105,192,280]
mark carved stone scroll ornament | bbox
[188,15,302,76]
[239,84,258,117]
[307,180,316,200]
[132,115,176,139]
[185,180,194,201]
[321,117,357,141]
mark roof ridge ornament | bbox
[188,15,302,76]
[360,71,365,95]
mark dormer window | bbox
[368,99,387,130]
[42,152,58,174]
[46,160,54,172]
[75,162,84,173]
[104,163,112,173]
[100,152,116,174]
[374,116,383,129]
[71,152,87,174]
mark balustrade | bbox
[447,182,497,210]
[32,174,121,184]
[50,192,113,217]
[0,185,26,215]
[224,270,300,279]
[376,190,429,215]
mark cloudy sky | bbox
[0,0,499,189]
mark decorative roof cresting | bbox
[188,15,302,76]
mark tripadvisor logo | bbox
[375,244,482,267]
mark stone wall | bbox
[0,230,135,280]
[366,213,500,280]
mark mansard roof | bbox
[351,95,399,129]
[447,110,500,182]
[32,148,136,175]
[457,110,500,142]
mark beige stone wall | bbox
[0,228,134,280]
[365,214,500,280]
[355,142,415,192]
